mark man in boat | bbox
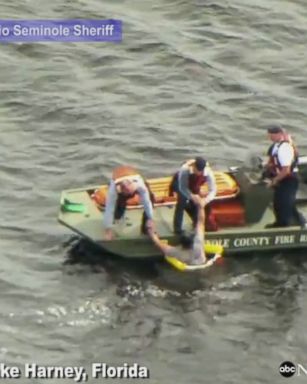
[170,156,218,234]
[103,166,155,240]
[264,125,307,228]
[148,196,208,265]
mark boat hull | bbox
[58,167,307,258]
[95,226,307,257]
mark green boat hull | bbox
[58,163,307,258]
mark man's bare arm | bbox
[270,166,291,186]
[148,230,174,255]
[195,202,205,238]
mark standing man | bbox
[264,125,306,228]
[103,166,155,240]
[170,157,217,234]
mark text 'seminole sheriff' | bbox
[0,19,122,42]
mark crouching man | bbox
[103,166,155,240]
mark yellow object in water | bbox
[165,243,224,272]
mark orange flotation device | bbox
[112,165,139,184]
[92,171,245,228]
[92,172,239,206]
[92,165,143,206]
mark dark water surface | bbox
[1,1,307,383]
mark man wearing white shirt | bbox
[265,125,306,228]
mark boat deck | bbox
[58,187,262,238]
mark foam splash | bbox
[36,299,112,327]
[117,282,182,300]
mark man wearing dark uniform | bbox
[264,125,306,228]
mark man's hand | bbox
[104,228,114,241]
[200,198,207,208]
[146,219,155,232]
[191,194,206,208]
[147,226,155,239]
[190,194,202,205]
[147,226,153,235]
[266,178,278,188]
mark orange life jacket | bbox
[112,166,141,196]
[112,165,139,184]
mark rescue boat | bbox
[58,157,307,258]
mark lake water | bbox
[1,1,307,383]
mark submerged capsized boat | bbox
[58,157,307,258]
